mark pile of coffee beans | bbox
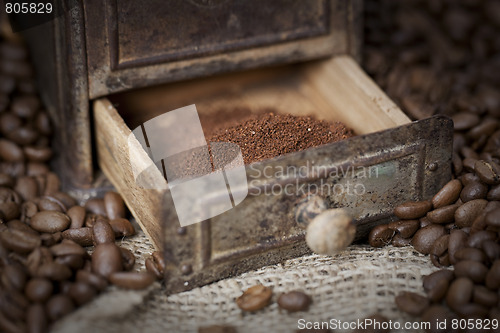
[364,0,500,329]
[0,38,158,332]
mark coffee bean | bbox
[68,282,96,305]
[0,139,23,162]
[0,229,41,254]
[61,227,93,247]
[51,192,75,210]
[427,204,459,224]
[475,160,500,184]
[454,199,488,228]
[30,211,70,233]
[394,200,432,219]
[473,285,498,307]
[152,251,165,274]
[455,247,487,263]
[43,173,60,196]
[431,234,450,267]
[423,270,453,303]
[368,224,395,247]
[2,264,27,291]
[463,158,478,172]
[460,181,488,202]
[277,290,312,312]
[236,285,272,312]
[145,258,162,280]
[23,146,52,163]
[6,126,38,146]
[485,260,500,290]
[0,201,20,220]
[467,230,497,248]
[388,220,419,238]
[7,219,38,236]
[119,247,135,271]
[14,176,38,201]
[108,272,156,290]
[104,191,125,220]
[391,234,412,247]
[485,207,500,228]
[454,260,488,283]
[26,247,53,277]
[432,179,462,209]
[395,291,429,316]
[452,112,481,130]
[75,270,108,292]
[55,254,84,270]
[38,262,72,281]
[411,224,446,254]
[27,303,47,333]
[467,117,498,140]
[84,198,106,216]
[198,325,237,333]
[50,240,86,257]
[92,217,114,245]
[109,218,135,237]
[91,243,123,278]
[67,206,85,229]
[482,240,500,261]
[11,95,39,119]
[35,111,51,136]
[452,152,463,175]
[46,294,74,321]
[487,184,500,200]
[25,278,53,303]
[0,113,21,135]
[446,277,473,311]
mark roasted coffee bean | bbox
[27,303,47,333]
[460,181,488,202]
[7,126,38,146]
[432,179,462,209]
[119,247,135,271]
[475,160,500,184]
[423,269,453,303]
[463,158,478,172]
[75,270,108,292]
[23,146,52,163]
[145,258,162,280]
[109,218,135,237]
[108,271,156,290]
[467,230,497,248]
[198,325,237,333]
[92,217,115,245]
[431,234,450,267]
[236,285,272,312]
[395,291,429,316]
[38,262,72,281]
[473,285,498,307]
[454,260,488,283]
[26,247,53,276]
[454,199,488,228]
[7,219,38,235]
[50,240,86,257]
[0,228,41,254]
[26,162,48,176]
[84,213,98,228]
[427,204,459,224]
[452,152,463,175]
[84,198,106,216]
[455,247,487,263]
[461,146,479,160]
[104,191,125,220]
[68,282,96,305]
[0,173,13,188]
[485,260,500,290]
[391,234,412,247]
[61,227,93,247]
[35,111,51,136]
[37,197,63,212]
[0,201,20,220]
[55,254,84,270]
[368,224,395,247]
[50,192,75,209]
[14,176,38,201]
[482,240,500,261]
[446,277,473,311]
[25,278,53,303]
[467,117,498,140]
[11,95,39,119]
[67,205,85,229]
[487,184,500,200]
[0,138,23,162]
[40,232,61,247]
[30,211,70,233]
[43,173,60,196]
[46,294,74,321]
[411,224,446,255]
[387,220,419,238]
[394,200,432,219]
[1,264,27,291]
[0,113,21,135]
[485,207,500,228]
[277,290,312,312]
[91,243,123,278]
[452,112,480,130]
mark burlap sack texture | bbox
[52,225,437,333]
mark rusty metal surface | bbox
[83,0,355,98]
[162,115,453,294]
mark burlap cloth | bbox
[51,222,437,333]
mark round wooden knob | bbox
[305,208,356,255]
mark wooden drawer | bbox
[94,55,453,293]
